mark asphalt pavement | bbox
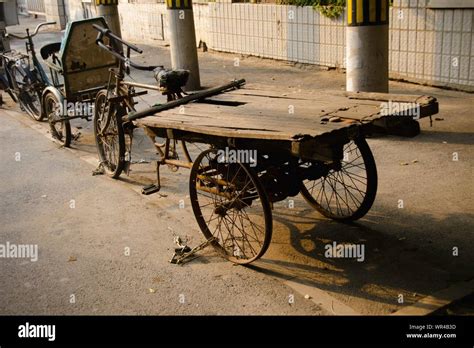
[0,15,472,315]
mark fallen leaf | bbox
[68,256,77,262]
[148,288,156,294]
[412,159,418,163]
[304,294,312,300]
[400,162,409,166]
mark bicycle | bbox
[93,24,192,183]
[0,21,56,121]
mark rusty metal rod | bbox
[163,159,193,169]
[122,80,161,91]
[197,174,236,189]
[124,79,246,122]
[196,184,233,200]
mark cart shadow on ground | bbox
[17,112,472,315]
[247,204,474,314]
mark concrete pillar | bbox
[167,0,201,91]
[95,0,122,38]
[346,0,389,93]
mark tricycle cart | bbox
[93,26,439,265]
[39,17,118,147]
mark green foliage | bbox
[277,0,346,19]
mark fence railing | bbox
[26,0,46,15]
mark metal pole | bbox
[167,0,201,91]
[125,79,245,122]
[346,0,389,93]
[95,0,122,38]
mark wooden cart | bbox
[129,83,438,264]
[91,26,439,265]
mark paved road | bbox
[0,109,325,315]
[0,16,473,315]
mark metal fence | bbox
[26,0,46,15]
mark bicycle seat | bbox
[155,69,190,93]
[40,42,61,60]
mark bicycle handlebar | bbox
[92,24,143,54]
[8,21,56,40]
[93,24,163,72]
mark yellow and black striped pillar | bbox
[165,0,193,10]
[347,0,389,27]
[95,0,118,5]
[96,0,121,37]
[167,0,201,90]
[346,0,389,93]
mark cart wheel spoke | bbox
[189,148,272,264]
[93,90,126,178]
[45,92,71,147]
[300,137,377,221]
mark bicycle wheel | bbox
[44,92,71,147]
[189,148,272,264]
[10,65,43,121]
[93,90,126,178]
[300,137,377,222]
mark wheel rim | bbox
[301,138,377,221]
[190,149,272,264]
[95,93,123,174]
[46,95,67,142]
[21,88,42,119]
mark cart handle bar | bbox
[93,24,142,54]
[124,79,247,122]
[8,21,57,40]
[93,24,163,72]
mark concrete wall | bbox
[390,0,474,90]
[44,0,66,29]
[207,3,345,67]
[58,0,474,91]
[115,1,210,46]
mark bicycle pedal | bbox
[141,184,161,195]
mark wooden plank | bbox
[137,113,351,141]
[345,91,437,105]
[135,84,438,142]
[139,101,351,136]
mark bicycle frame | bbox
[94,25,196,186]
[24,28,51,87]
[1,52,32,99]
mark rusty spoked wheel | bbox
[300,137,377,222]
[44,92,71,147]
[189,148,272,264]
[93,90,126,179]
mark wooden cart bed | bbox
[135,84,438,143]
